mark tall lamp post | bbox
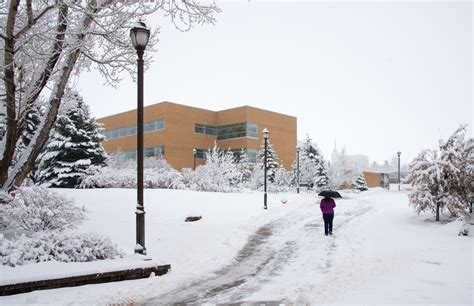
[130,21,150,255]
[296,146,300,194]
[193,148,197,170]
[397,151,401,192]
[262,128,269,210]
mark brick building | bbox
[97,102,297,170]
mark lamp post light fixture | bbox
[296,146,300,194]
[397,151,401,192]
[130,20,150,255]
[262,128,270,210]
[193,148,197,170]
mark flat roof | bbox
[97,101,296,121]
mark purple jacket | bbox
[320,198,336,214]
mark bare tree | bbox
[0,0,219,193]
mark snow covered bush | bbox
[80,156,184,189]
[0,187,86,232]
[184,144,241,192]
[407,125,473,222]
[0,232,123,267]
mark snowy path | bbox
[140,197,373,304]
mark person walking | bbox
[320,196,336,236]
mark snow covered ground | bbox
[1,187,472,305]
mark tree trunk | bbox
[0,0,21,187]
[436,203,440,222]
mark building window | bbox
[195,122,259,140]
[195,148,207,160]
[194,124,218,136]
[103,118,164,140]
[144,119,165,133]
[229,148,258,163]
[217,122,259,140]
[145,145,165,158]
[113,145,164,160]
[246,148,258,163]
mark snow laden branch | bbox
[0,0,220,193]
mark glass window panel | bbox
[156,119,164,130]
[195,125,204,134]
[118,128,127,137]
[144,122,154,132]
[195,149,206,159]
[246,148,258,163]
[145,147,154,157]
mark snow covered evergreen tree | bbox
[16,105,42,157]
[36,92,107,188]
[258,139,279,183]
[293,136,329,189]
[237,148,253,184]
[352,174,368,191]
[407,125,473,221]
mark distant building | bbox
[97,101,297,170]
[363,171,390,189]
[331,143,369,170]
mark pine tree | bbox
[258,139,279,184]
[352,174,368,191]
[36,93,107,188]
[237,148,253,184]
[17,106,42,153]
[294,135,329,189]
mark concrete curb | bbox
[0,264,171,296]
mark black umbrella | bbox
[318,190,342,198]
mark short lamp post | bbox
[263,128,270,210]
[193,148,197,170]
[397,151,401,192]
[130,20,150,255]
[296,146,300,194]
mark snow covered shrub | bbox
[81,164,136,188]
[0,187,86,232]
[143,158,185,189]
[184,144,241,192]
[0,232,123,267]
[81,156,184,189]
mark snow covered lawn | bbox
[1,187,472,305]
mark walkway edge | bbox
[0,264,171,296]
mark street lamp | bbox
[193,148,197,170]
[296,146,300,194]
[262,128,270,210]
[397,151,401,192]
[130,20,150,255]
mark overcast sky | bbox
[77,0,472,164]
